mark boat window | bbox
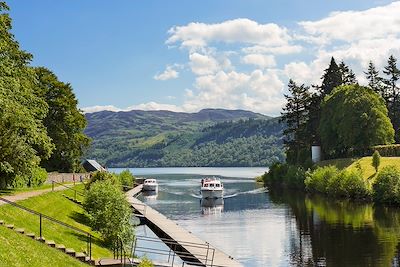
[205,184,208,187]
[216,184,220,187]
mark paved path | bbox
[126,186,243,267]
[0,184,73,206]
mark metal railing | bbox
[131,235,217,267]
[0,196,93,262]
[51,180,85,202]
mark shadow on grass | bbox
[70,231,110,255]
[70,211,91,226]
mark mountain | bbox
[84,108,285,167]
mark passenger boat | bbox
[200,177,223,199]
[142,178,158,191]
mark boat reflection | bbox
[200,198,224,215]
[142,190,158,201]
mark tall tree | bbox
[365,61,384,97]
[35,67,91,172]
[382,55,400,142]
[281,79,311,164]
[0,3,53,188]
[339,61,358,85]
[320,57,343,96]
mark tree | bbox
[83,179,134,248]
[35,67,90,172]
[382,55,400,142]
[365,61,384,97]
[339,61,358,85]
[320,85,394,158]
[0,3,53,188]
[281,79,312,164]
[320,57,343,96]
[372,150,381,173]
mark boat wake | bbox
[190,187,267,200]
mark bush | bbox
[263,162,306,189]
[373,166,400,204]
[371,144,400,157]
[85,171,119,189]
[138,257,154,267]
[305,165,339,194]
[83,179,134,248]
[10,167,48,188]
[118,170,135,190]
[341,169,371,199]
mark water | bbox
[112,167,400,267]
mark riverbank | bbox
[263,156,400,204]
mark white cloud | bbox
[167,18,292,50]
[241,54,276,68]
[154,65,179,80]
[82,105,122,113]
[299,1,400,43]
[82,102,183,113]
[189,53,220,75]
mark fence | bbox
[51,180,85,202]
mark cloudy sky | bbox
[8,0,400,116]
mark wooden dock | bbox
[126,187,243,267]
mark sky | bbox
[7,0,400,116]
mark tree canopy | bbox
[320,85,394,158]
[0,3,90,188]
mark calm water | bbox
[112,167,400,267]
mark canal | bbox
[113,167,400,267]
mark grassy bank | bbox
[0,226,87,267]
[0,185,113,259]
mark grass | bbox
[319,156,400,181]
[0,184,114,259]
[0,226,87,267]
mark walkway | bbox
[126,186,243,267]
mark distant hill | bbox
[84,109,285,167]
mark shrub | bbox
[118,170,135,190]
[340,169,371,199]
[10,167,48,188]
[263,162,306,189]
[371,144,400,157]
[83,179,134,248]
[372,150,381,173]
[305,165,339,193]
[85,171,119,189]
[138,257,154,267]
[373,166,400,204]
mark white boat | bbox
[143,178,158,191]
[200,177,223,199]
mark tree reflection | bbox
[269,189,400,267]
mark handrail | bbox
[52,180,85,195]
[0,196,93,261]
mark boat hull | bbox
[201,189,223,199]
[143,184,158,191]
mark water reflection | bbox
[200,198,224,215]
[269,189,400,267]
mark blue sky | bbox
[7,0,399,115]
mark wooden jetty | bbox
[126,186,243,267]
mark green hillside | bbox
[85,109,285,167]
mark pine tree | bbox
[383,55,400,142]
[365,61,384,97]
[339,61,358,85]
[320,57,343,96]
[281,79,311,164]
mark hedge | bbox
[371,144,400,157]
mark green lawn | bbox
[0,185,113,259]
[0,226,87,267]
[319,156,400,181]
[0,182,77,196]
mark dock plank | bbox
[126,187,243,267]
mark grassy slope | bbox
[318,157,400,181]
[0,226,87,267]
[0,185,113,259]
[0,182,76,196]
